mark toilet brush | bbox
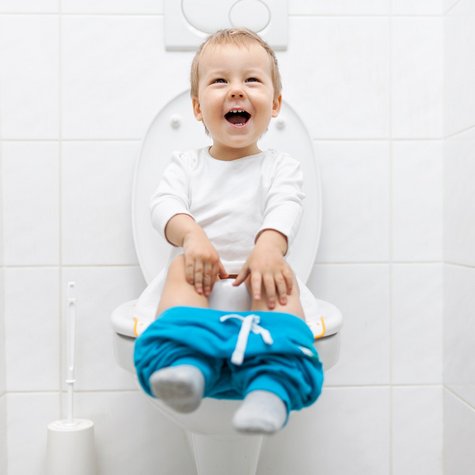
[46,282,97,475]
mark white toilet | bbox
[111,90,343,475]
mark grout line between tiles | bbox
[444,0,463,15]
[6,384,446,395]
[444,386,475,411]
[58,5,64,421]
[0,137,447,142]
[445,123,475,138]
[0,12,446,18]
[2,261,447,270]
[0,12,164,17]
[388,12,394,475]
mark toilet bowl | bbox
[111,90,343,475]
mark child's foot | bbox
[233,390,287,434]
[149,365,205,413]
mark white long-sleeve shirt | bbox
[150,147,305,274]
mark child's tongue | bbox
[225,111,250,125]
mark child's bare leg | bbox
[156,254,209,316]
[247,272,305,319]
[151,255,208,411]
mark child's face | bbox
[192,42,282,160]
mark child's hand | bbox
[233,230,292,309]
[165,214,228,297]
[182,227,228,296]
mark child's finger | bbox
[193,259,204,294]
[275,274,288,305]
[263,273,276,309]
[184,256,195,285]
[218,260,228,279]
[251,272,263,301]
[233,267,249,287]
[283,268,293,294]
[203,262,212,296]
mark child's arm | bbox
[233,153,305,310]
[165,214,228,296]
[233,229,293,309]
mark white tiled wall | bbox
[444,0,475,473]
[0,177,6,475]
[315,142,391,262]
[61,142,139,265]
[0,1,448,474]
[0,397,6,475]
[3,142,59,265]
[444,390,475,474]
[260,387,392,474]
[0,40,7,475]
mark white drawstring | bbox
[220,314,274,365]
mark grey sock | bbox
[233,390,287,434]
[149,365,205,413]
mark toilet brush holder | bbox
[46,282,97,475]
[46,419,97,475]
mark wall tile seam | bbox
[444,0,464,16]
[0,139,142,143]
[444,261,475,269]
[312,138,444,142]
[4,385,446,393]
[444,386,475,411]
[4,390,61,396]
[2,264,141,269]
[290,14,444,18]
[0,137,448,142]
[388,15,395,473]
[57,9,66,417]
[327,383,444,389]
[5,389,139,396]
[0,12,164,17]
[314,260,444,265]
[445,124,475,139]
[0,13,445,18]
[1,261,447,269]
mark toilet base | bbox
[186,431,264,475]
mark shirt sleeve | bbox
[149,151,194,240]
[258,153,305,247]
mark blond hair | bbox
[190,28,282,99]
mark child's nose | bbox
[229,84,245,98]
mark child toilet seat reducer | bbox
[123,270,339,341]
[134,306,324,414]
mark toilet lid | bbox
[133,90,321,284]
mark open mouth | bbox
[224,109,251,126]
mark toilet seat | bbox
[112,281,342,341]
[132,90,322,285]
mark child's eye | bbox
[246,77,260,83]
[212,78,227,84]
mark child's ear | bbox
[192,96,203,121]
[272,94,282,117]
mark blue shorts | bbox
[134,306,324,413]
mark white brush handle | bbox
[66,282,77,424]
